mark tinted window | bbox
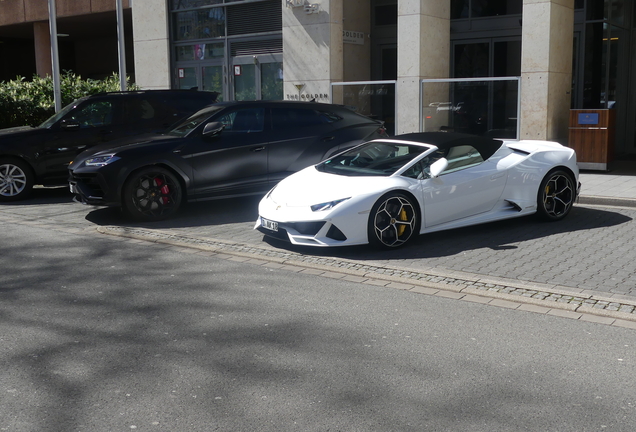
[122,99,156,125]
[168,105,224,136]
[67,101,114,128]
[270,108,332,130]
[218,108,265,132]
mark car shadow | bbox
[84,195,263,228]
[260,205,633,260]
[1,186,75,205]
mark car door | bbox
[182,106,270,199]
[266,106,338,186]
[421,145,507,227]
[43,99,122,181]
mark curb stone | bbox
[97,226,636,326]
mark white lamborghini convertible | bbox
[255,132,580,248]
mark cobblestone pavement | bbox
[2,186,636,325]
[0,189,636,311]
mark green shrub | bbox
[0,71,138,129]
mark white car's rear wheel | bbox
[368,192,419,248]
[537,169,575,221]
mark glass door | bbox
[231,53,283,101]
[175,42,227,100]
[202,64,224,101]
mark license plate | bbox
[261,217,278,232]
[69,182,77,194]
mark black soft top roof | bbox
[391,132,503,160]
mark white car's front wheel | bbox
[368,192,419,248]
[537,169,575,221]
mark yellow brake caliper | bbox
[397,208,407,236]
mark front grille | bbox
[288,221,325,236]
[69,171,104,198]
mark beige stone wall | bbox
[396,0,451,134]
[283,0,343,103]
[131,0,171,89]
[520,0,574,143]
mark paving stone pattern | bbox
[101,225,636,318]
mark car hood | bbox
[0,126,44,142]
[78,133,176,159]
[0,125,35,136]
[269,166,399,207]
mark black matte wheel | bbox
[537,169,575,221]
[0,158,34,202]
[122,167,183,221]
[368,192,419,248]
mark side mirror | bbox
[202,121,225,137]
[60,119,80,130]
[429,158,448,178]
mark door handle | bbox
[251,146,266,152]
[322,136,335,142]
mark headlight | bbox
[310,198,350,212]
[84,154,120,167]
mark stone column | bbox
[282,0,343,104]
[520,0,574,143]
[396,0,450,134]
[131,0,171,89]
[33,21,52,78]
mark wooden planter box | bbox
[568,109,615,171]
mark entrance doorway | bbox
[230,53,283,101]
[177,63,225,100]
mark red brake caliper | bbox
[154,177,170,205]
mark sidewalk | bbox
[578,161,636,207]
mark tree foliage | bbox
[0,72,138,129]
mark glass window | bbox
[175,42,224,61]
[317,142,428,177]
[454,43,489,78]
[270,108,327,130]
[123,99,156,125]
[202,66,223,99]
[234,64,256,101]
[173,8,225,41]
[586,0,604,20]
[168,105,224,136]
[374,5,397,26]
[451,0,470,19]
[217,108,264,132]
[441,145,484,174]
[67,101,114,128]
[177,67,197,90]
[471,0,522,17]
[261,62,283,101]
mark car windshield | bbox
[316,141,429,177]
[167,105,225,137]
[39,99,84,128]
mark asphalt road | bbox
[1,214,636,431]
[3,185,636,298]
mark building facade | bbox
[0,0,634,161]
